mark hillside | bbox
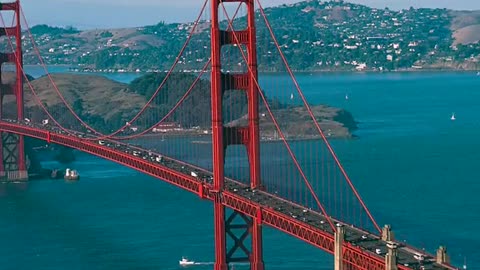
[21,1,480,72]
[2,73,144,129]
[2,73,356,139]
[450,10,480,45]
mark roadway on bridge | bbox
[0,119,454,270]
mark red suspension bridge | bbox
[0,1,463,269]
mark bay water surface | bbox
[0,69,479,269]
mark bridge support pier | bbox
[334,224,344,270]
[385,242,398,270]
[0,0,28,181]
[212,199,264,270]
[1,133,28,180]
[436,246,450,265]
[213,200,228,270]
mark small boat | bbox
[179,257,195,266]
[290,93,294,100]
[451,113,456,121]
[345,94,349,100]
[64,168,80,181]
[463,256,467,269]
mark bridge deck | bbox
[0,119,456,270]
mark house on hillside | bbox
[152,122,181,133]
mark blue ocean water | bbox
[0,71,479,269]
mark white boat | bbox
[290,93,294,100]
[345,94,349,100]
[179,257,195,266]
[451,113,456,121]
[64,168,80,181]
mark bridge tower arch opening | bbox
[210,0,263,269]
[0,0,27,181]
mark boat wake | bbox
[192,262,214,265]
[179,257,249,268]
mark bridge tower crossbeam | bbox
[0,0,27,181]
[210,0,263,269]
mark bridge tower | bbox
[436,246,450,265]
[0,0,27,180]
[210,0,263,270]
